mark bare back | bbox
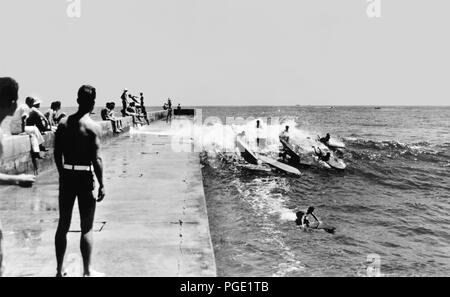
[56,113,101,166]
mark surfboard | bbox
[318,136,346,150]
[313,146,346,170]
[326,139,346,149]
[258,155,302,176]
[308,222,336,234]
[313,157,332,169]
[280,138,301,164]
[280,138,318,167]
[240,163,272,173]
[281,139,334,169]
[326,155,347,170]
[236,138,259,165]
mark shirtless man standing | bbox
[54,85,105,277]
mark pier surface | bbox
[0,119,216,277]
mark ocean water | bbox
[196,106,450,277]
[3,105,449,276]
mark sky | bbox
[0,0,449,106]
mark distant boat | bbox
[375,107,381,110]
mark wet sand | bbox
[0,119,216,277]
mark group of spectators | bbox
[102,90,184,132]
[8,96,66,160]
[1,79,187,276]
[120,89,149,126]
[1,78,105,277]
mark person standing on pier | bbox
[140,92,149,125]
[120,89,128,117]
[54,85,106,277]
[0,77,36,276]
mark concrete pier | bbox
[0,116,216,277]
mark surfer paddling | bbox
[295,207,319,229]
[318,133,345,155]
[296,207,336,234]
[54,85,105,277]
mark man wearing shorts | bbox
[54,85,106,277]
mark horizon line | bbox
[58,104,450,108]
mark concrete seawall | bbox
[0,110,168,175]
[0,111,217,277]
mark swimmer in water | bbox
[296,207,336,234]
[295,207,320,228]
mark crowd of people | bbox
[118,90,182,125]
[120,89,149,126]
[0,78,105,277]
[1,80,75,274]
[1,80,185,276]
[7,96,68,162]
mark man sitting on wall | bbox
[45,101,66,128]
[108,103,123,131]
[101,102,122,133]
[27,98,52,133]
[9,96,47,159]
